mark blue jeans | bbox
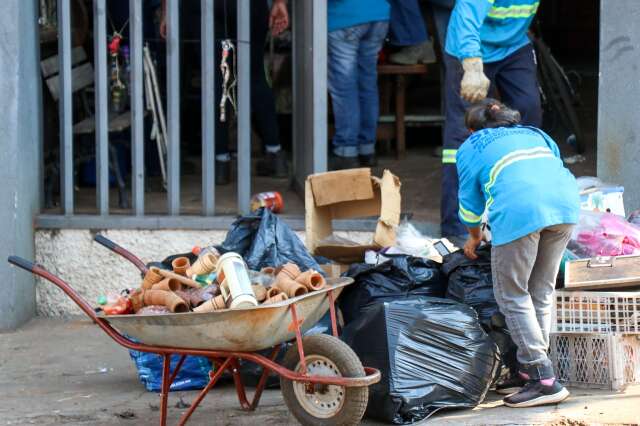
[388,0,428,46]
[328,21,389,158]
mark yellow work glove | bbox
[461,57,490,103]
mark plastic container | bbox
[549,333,640,390]
[250,191,284,213]
[101,294,132,315]
[217,252,258,309]
[552,290,640,334]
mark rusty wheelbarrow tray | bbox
[8,236,380,426]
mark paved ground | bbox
[1,319,637,426]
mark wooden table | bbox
[377,63,429,158]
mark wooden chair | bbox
[41,47,131,209]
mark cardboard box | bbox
[306,168,401,264]
[320,263,351,278]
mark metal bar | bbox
[231,358,252,410]
[58,0,73,214]
[248,345,281,410]
[168,355,187,384]
[178,358,233,426]
[93,0,109,214]
[311,0,328,173]
[93,234,148,275]
[130,0,144,214]
[289,304,307,374]
[327,290,339,338]
[201,0,215,215]
[160,354,170,426]
[167,0,181,215]
[236,0,251,214]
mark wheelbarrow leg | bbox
[160,354,171,426]
[289,304,307,373]
[178,357,233,426]
[247,345,281,410]
[327,289,339,338]
[231,358,252,410]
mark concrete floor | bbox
[1,319,637,426]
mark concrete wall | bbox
[598,0,640,210]
[0,0,42,330]
[34,229,373,316]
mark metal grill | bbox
[550,333,640,391]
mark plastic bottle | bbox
[250,191,284,213]
[100,293,132,315]
[191,245,221,258]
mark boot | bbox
[216,160,231,185]
[256,150,289,178]
[389,40,436,65]
[330,155,360,171]
[359,154,377,167]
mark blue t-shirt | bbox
[328,0,390,33]
[445,0,539,63]
[456,126,580,246]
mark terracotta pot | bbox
[187,253,218,277]
[193,294,227,313]
[266,287,282,299]
[273,276,308,298]
[260,266,276,276]
[142,268,164,290]
[295,270,326,291]
[277,263,301,280]
[143,289,189,313]
[151,278,182,292]
[171,257,191,276]
[264,292,289,305]
[129,288,145,313]
[153,267,201,289]
[252,284,268,302]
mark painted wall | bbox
[0,0,42,330]
[34,229,373,316]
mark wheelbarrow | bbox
[7,235,380,426]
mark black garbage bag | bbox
[342,297,499,424]
[442,245,497,325]
[217,208,322,271]
[340,255,446,325]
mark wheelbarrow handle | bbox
[94,234,148,275]
[7,256,37,272]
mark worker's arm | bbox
[269,0,289,36]
[456,148,486,259]
[448,0,493,60]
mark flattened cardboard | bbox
[306,169,401,263]
[564,255,640,290]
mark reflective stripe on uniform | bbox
[488,1,539,20]
[459,204,483,224]
[484,147,554,210]
[442,148,458,164]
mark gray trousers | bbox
[491,224,574,376]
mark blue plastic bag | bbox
[128,350,212,392]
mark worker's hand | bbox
[463,233,483,260]
[461,57,490,103]
[159,17,167,39]
[269,0,289,36]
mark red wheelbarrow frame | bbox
[7,237,380,426]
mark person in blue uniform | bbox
[440,0,543,240]
[458,99,579,408]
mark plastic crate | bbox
[549,333,640,391]
[552,290,640,333]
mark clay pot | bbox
[260,266,276,276]
[143,290,189,313]
[296,270,326,291]
[151,278,182,292]
[141,268,164,290]
[274,277,308,298]
[171,257,191,276]
[252,284,268,303]
[193,294,227,313]
[129,288,145,313]
[264,292,289,305]
[153,267,201,289]
[277,263,301,280]
[187,253,218,277]
[266,287,282,299]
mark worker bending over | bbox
[441,0,542,239]
[458,99,579,408]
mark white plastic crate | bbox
[552,290,640,333]
[549,333,640,390]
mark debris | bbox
[114,410,136,419]
[563,154,586,164]
[175,396,191,409]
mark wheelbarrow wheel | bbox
[280,334,368,426]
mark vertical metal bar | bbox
[58,0,73,214]
[94,0,109,214]
[237,0,251,214]
[167,0,181,215]
[312,1,328,173]
[130,0,144,215]
[201,0,215,215]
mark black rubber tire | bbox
[280,334,368,426]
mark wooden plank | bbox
[41,46,87,78]
[46,62,94,101]
[564,255,640,290]
[377,63,428,75]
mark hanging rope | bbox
[219,39,237,122]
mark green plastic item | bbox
[97,295,108,305]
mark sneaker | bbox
[215,160,231,185]
[256,151,289,178]
[503,380,570,408]
[330,155,360,171]
[389,40,436,65]
[359,154,377,167]
[495,373,527,395]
